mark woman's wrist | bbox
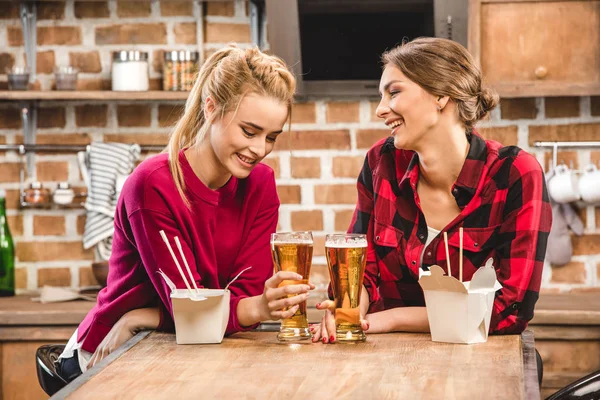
[237,296,268,327]
[122,307,161,331]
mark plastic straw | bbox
[443,231,451,277]
[159,230,193,295]
[459,227,464,282]
[225,266,253,291]
[174,236,200,294]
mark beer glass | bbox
[271,231,314,341]
[325,233,368,342]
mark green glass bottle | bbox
[0,189,15,297]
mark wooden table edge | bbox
[521,330,541,399]
[49,330,152,400]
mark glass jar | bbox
[181,51,199,91]
[112,51,149,91]
[22,182,51,207]
[53,182,75,205]
[163,51,180,91]
[54,66,78,91]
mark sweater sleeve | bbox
[127,208,206,332]
[225,174,280,335]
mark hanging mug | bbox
[578,164,600,203]
[548,164,580,204]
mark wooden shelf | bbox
[0,90,190,101]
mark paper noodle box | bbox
[170,289,230,345]
[419,259,502,344]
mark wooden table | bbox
[52,330,539,399]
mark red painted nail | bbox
[316,303,321,308]
[330,335,335,343]
[322,337,326,343]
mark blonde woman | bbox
[57,46,310,381]
[313,38,551,343]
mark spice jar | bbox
[112,51,149,91]
[23,182,51,207]
[181,51,199,91]
[163,51,180,91]
[53,182,75,205]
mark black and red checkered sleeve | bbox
[347,152,384,313]
[490,152,552,334]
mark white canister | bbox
[112,51,149,91]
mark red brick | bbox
[0,163,20,183]
[77,78,111,91]
[161,1,193,16]
[4,190,21,210]
[500,98,537,120]
[528,123,600,146]
[544,151,579,171]
[276,130,350,151]
[32,133,91,146]
[326,102,359,123]
[592,96,600,116]
[261,157,280,178]
[34,216,66,236]
[103,133,169,146]
[7,215,23,236]
[77,215,86,235]
[37,161,69,182]
[158,104,185,127]
[79,266,98,287]
[96,23,167,45]
[370,101,381,122]
[291,157,320,178]
[74,2,109,18]
[36,50,56,74]
[38,2,66,20]
[174,23,197,44]
[7,26,23,47]
[477,126,518,146]
[335,210,355,232]
[356,129,388,149]
[38,106,66,129]
[38,267,71,287]
[550,261,586,283]
[314,184,357,204]
[332,156,363,178]
[0,4,19,19]
[0,53,15,72]
[38,26,82,45]
[576,205,587,227]
[0,107,21,129]
[117,105,152,127]
[291,210,323,231]
[75,105,107,127]
[545,97,580,118]
[276,185,301,204]
[15,268,27,290]
[69,51,102,73]
[291,103,316,124]
[205,2,235,16]
[591,151,600,165]
[572,234,600,255]
[18,242,93,262]
[152,49,166,73]
[313,235,325,257]
[117,1,151,17]
[205,23,250,43]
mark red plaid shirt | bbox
[348,131,552,334]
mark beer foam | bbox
[271,240,314,245]
[325,240,368,248]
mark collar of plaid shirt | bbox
[352,130,552,334]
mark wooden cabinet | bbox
[469,0,600,97]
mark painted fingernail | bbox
[316,303,321,308]
[322,337,326,343]
[330,335,335,343]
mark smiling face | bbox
[376,65,442,150]
[208,92,289,179]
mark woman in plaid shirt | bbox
[312,37,552,344]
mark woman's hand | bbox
[87,307,160,369]
[310,300,370,344]
[257,271,315,321]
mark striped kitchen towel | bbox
[82,142,141,258]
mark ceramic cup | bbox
[548,164,580,204]
[578,164,600,203]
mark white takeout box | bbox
[170,289,230,345]
[419,259,502,344]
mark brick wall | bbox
[1,1,599,296]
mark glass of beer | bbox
[271,231,314,341]
[325,233,368,342]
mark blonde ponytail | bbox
[166,45,295,206]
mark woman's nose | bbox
[375,100,389,119]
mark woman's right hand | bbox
[258,271,314,321]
